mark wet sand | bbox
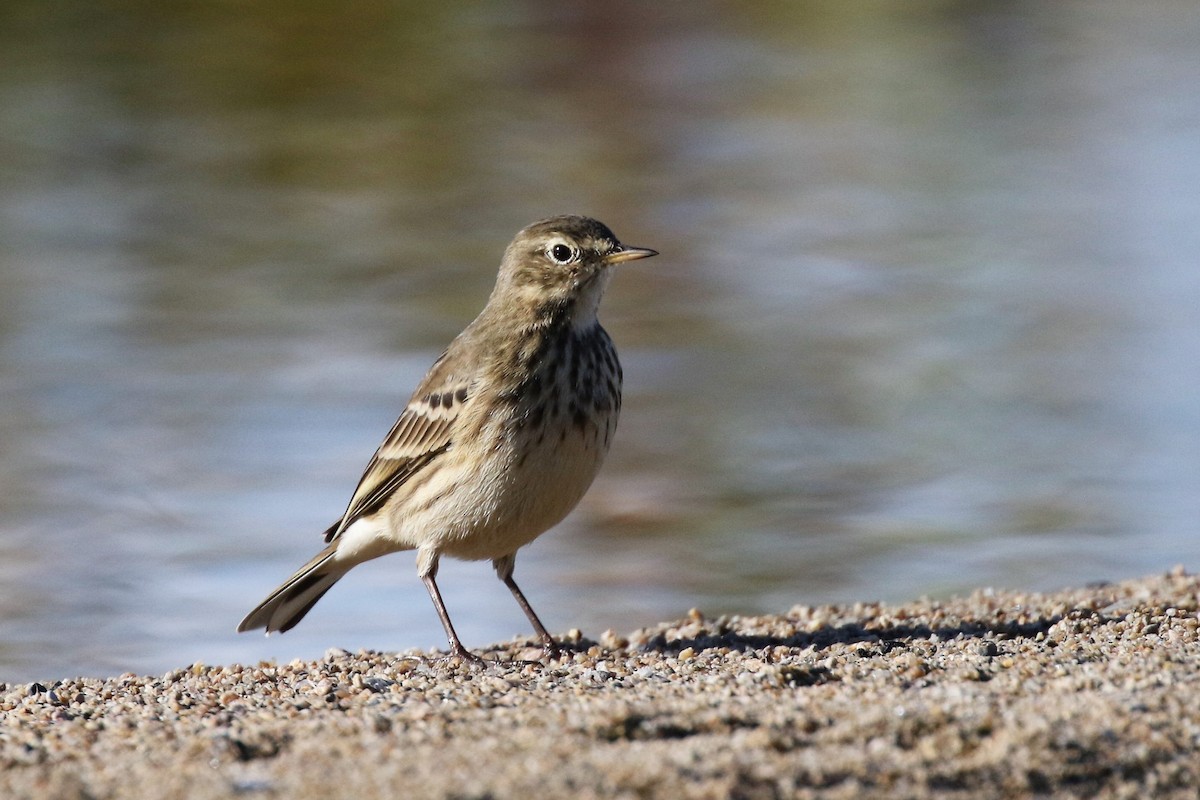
[3,568,1198,799]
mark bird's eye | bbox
[548,243,577,264]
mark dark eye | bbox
[548,243,576,264]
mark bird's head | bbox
[495,216,657,321]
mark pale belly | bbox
[327,394,621,567]
[431,406,617,561]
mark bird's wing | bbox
[324,352,474,543]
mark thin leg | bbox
[494,554,561,659]
[418,551,483,663]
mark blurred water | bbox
[1,1,1198,682]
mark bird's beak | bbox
[604,246,659,265]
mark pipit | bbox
[237,215,657,661]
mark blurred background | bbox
[1,0,1197,683]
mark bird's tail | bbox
[237,543,350,634]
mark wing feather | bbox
[324,351,475,543]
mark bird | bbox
[237,215,657,661]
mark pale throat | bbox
[567,270,611,332]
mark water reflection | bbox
[0,1,1197,682]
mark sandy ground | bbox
[2,569,1198,799]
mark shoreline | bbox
[3,569,1198,799]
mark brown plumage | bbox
[237,216,656,661]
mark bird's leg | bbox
[494,554,562,659]
[418,550,484,664]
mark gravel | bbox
[3,568,1199,799]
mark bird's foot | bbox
[442,645,489,667]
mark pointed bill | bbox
[603,246,658,265]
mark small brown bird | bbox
[237,216,657,661]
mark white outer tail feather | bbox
[237,544,351,634]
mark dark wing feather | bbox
[324,351,474,543]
